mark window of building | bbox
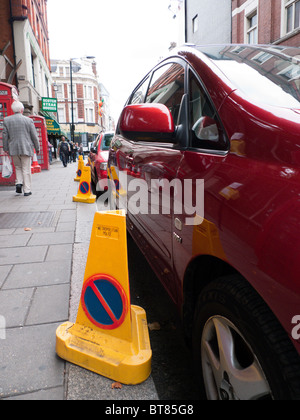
[56,84,63,99]
[286,0,300,33]
[58,107,65,123]
[69,84,76,99]
[86,108,94,123]
[247,12,258,44]
[69,105,78,123]
[193,15,199,33]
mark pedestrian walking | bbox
[2,101,40,196]
[79,143,84,158]
[57,136,70,167]
[48,140,53,164]
[72,142,78,162]
[68,141,73,163]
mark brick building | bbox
[185,0,300,47]
[51,57,107,150]
[0,0,52,114]
[232,0,300,46]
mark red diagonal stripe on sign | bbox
[90,282,118,324]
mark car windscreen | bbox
[198,45,300,109]
[101,134,114,151]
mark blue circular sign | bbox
[81,274,128,330]
[79,182,90,194]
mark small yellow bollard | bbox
[74,155,84,182]
[73,166,96,204]
[56,210,152,385]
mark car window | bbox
[146,63,185,125]
[101,133,114,151]
[130,77,150,104]
[189,71,228,151]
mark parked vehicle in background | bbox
[89,132,114,193]
[108,44,300,400]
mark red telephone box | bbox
[0,82,18,186]
[29,116,50,170]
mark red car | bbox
[89,132,114,193]
[108,44,300,400]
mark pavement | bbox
[0,158,159,400]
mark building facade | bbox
[185,0,300,47]
[185,0,232,44]
[232,0,300,46]
[51,57,107,150]
[0,0,52,114]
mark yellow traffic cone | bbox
[73,165,96,204]
[56,210,152,385]
[74,155,84,182]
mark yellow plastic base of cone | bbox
[56,305,152,385]
[73,193,96,204]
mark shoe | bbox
[24,192,32,197]
[16,184,23,194]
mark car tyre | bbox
[192,275,300,400]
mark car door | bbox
[116,60,188,302]
[172,67,230,292]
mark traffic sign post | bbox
[56,210,152,385]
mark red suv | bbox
[108,45,300,400]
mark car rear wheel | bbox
[192,275,300,400]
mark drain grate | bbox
[0,212,56,229]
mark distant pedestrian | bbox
[48,140,53,164]
[79,143,84,158]
[2,101,40,196]
[57,136,70,167]
[68,141,74,163]
[72,142,78,162]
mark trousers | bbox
[12,155,32,193]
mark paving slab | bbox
[0,323,64,399]
[0,246,48,265]
[0,265,12,288]
[3,260,71,289]
[26,284,70,326]
[28,231,74,246]
[0,287,34,327]
[46,244,73,262]
[0,235,30,248]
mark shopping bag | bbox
[2,156,13,179]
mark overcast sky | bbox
[47,0,181,122]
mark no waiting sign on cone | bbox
[56,209,152,385]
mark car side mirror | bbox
[119,104,176,143]
[192,116,219,142]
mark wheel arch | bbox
[182,255,240,341]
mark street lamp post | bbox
[70,59,75,144]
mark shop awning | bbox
[39,111,68,137]
[45,116,60,135]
